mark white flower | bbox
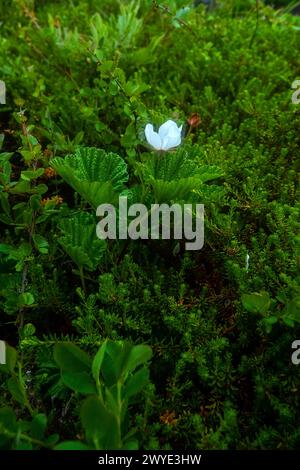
[145,119,182,151]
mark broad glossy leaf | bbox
[80,395,120,449]
[123,367,149,399]
[54,342,91,373]
[61,371,96,394]
[30,413,47,440]
[126,345,152,375]
[7,377,26,405]
[0,407,17,433]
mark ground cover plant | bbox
[0,0,300,450]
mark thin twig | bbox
[17,122,37,333]
[152,1,198,38]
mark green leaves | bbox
[62,372,97,395]
[54,342,96,395]
[7,377,27,406]
[100,341,152,385]
[143,148,198,182]
[21,168,44,181]
[0,242,32,272]
[54,342,92,372]
[241,291,300,331]
[0,407,56,450]
[242,292,271,315]
[78,148,128,190]
[58,212,106,271]
[54,340,152,395]
[0,407,17,448]
[282,297,300,326]
[126,344,153,375]
[0,153,47,198]
[80,396,119,449]
[0,346,30,409]
[53,340,152,450]
[30,414,48,440]
[32,234,49,254]
[123,367,149,400]
[18,292,35,307]
[138,148,223,203]
[196,165,224,184]
[51,147,128,208]
[1,0,300,454]
[0,407,17,435]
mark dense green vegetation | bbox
[0,0,299,450]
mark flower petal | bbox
[158,120,179,139]
[161,131,182,150]
[160,122,182,150]
[145,123,162,150]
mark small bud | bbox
[44,167,56,179]
[41,195,63,207]
[160,410,178,426]
[187,113,201,128]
